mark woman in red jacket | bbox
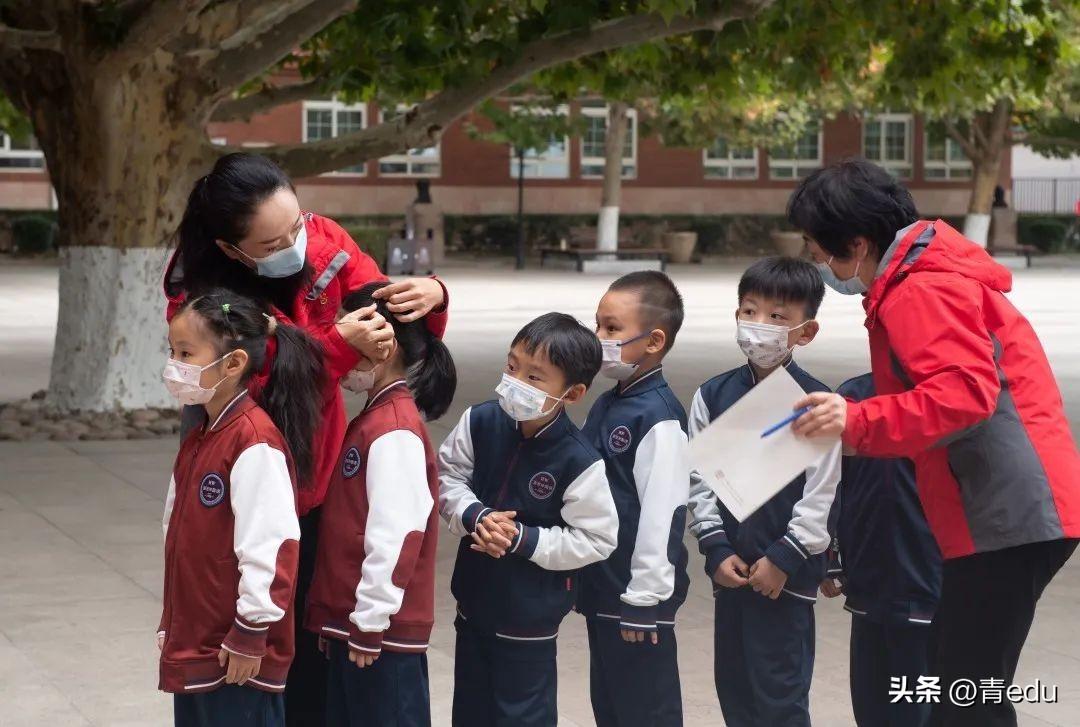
[166,153,449,725]
[788,159,1080,727]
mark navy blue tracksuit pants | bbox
[452,615,557,727]
[713,587,815,727]
[850,618,934,727]
[586,617,683,727]
[325,640,430,727]
[174,685,284,727]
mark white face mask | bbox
[162,354,231,406]
[599,332,650,381]
[342,367,376,394]
[817,256,868,295]
[736,319,809,369]
[495,373,569,422]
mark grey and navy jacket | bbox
[438,400,619,640]
[578,367,690,632]
[687,360,842,602]
[826,374,942,625]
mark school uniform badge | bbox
[529,471,556,500]
[342,447,362,478]
[199,473,225,507]
[608,425,632,453]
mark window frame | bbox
[378,106,442,178]
[508,103,571,180]
[302,99,368,177]
[579,104,638,180]
[923,127,973,181]
[702,138,759,180]
[862,112,913,180]
[0,132,46,172]
[767,124,823,181]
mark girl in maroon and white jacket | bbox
[159,290,324,727]
[306,282,457,727]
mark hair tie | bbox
[263,312,278,336]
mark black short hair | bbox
[511,312,602,388]
[738,256,825,319]
[607,270,685,352]
[787,158,919,260]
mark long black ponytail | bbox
[341,282,457,421]
[174,153,310,316]
[178,288,326,484]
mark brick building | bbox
[0,98,1007,218]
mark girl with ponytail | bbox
[158,288,325,725]
[305,282,456,725]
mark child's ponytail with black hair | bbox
[341,282,457,421]
[178,288,326,483]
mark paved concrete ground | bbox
[2,259,1080,726]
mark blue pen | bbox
[760,406,812,438]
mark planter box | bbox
[770,230,804,257]
[663,231,698,264]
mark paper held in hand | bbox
[689,366,839,522]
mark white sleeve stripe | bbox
[229,443,300,625]
[687,388,724,539]
[351,430,434,634]
[437,408,481,538]
[530,459,618,571]
[785,442,842,556]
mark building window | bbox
[378,107,441,177]
[509,104,570,179]
[703,137,758,179]
[580,105,637,179]
[0,132,45,170]
[924,126,973,180]
[302,99,366,175]
[768,124,822,180]
[863,113,912,179]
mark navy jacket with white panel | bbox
[578,367,690,631]
[687,360,842,603]
[827,374,942,625]
[438,400,619,641]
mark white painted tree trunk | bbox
[597,206,620,252]
[47,247,175,411]
[963,214,992,247]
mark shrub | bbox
[12,215,56,255]
[1018,216,1070,253]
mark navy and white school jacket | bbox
[687,360,842,603]
[578,367,690,632]
[159,392,300,694]
[826,374,942,625]
[438,401,619,640]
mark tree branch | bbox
[181,0,315,53]
[199,0,357,100]
[942,118,981,162]
[258,1,775,178]
[0,24,61,53]
[212,78,327,122]
[986,97,1012,153]
[105,0,214,71]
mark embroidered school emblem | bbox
[199,474,226,507]
[528,471,556,500]
[342,447,362,478]
[608,425,632,453]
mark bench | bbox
[990,243,1042,268]
[567,225,636,249]
[538,246,668,272]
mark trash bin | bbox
[385,236,416,275]
[414,229,435,275]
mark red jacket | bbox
[844,220,1080,559]
[159,392,300,694]
[164,213,448,514]
[305,381,438,655]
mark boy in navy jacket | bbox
[579,271,690,727]
[438,312,619,727]
[687,257,842,727]
[822,373,942,727]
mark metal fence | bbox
[1012,178,1080,214]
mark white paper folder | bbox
[689,366,838,522]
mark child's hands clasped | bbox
[621,628,659,645]
[470,510,518,558]
[713,554,750,588]
[217,648,262,685]
[819,577,845,598]
[748,556,787,600]
[348,649,379,668]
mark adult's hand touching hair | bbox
[336,304,395,362]
[372,278,446,323]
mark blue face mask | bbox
[236,221,308,279]
[816,256,868,295]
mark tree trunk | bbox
[597,101,629,254]
[0,52,215,412]
[516,147,526,271]
[961,99,1012,248]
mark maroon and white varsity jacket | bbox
[158,392,301,694]
[305,380,438,656]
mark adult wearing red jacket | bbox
[165,153,448,726]
[789,159,1079,727]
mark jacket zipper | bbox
[494,441,524,509]
[164,434,202,650]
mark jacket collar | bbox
[364,379,410,411]
[743,357,803,387]
[510,407,572,441]
[615,366,666,397]
[207,390,254,432]
[863,219,936,328]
